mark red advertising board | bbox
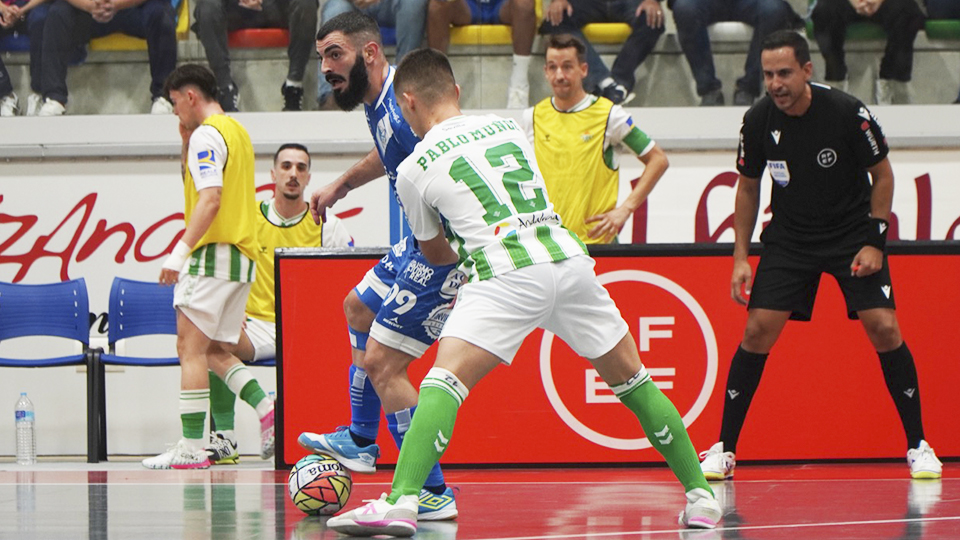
[275,245,960,468]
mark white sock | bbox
[285,79,303,88]
[216,429,236,443]
[598,76,615,90]
[510,54,531,88]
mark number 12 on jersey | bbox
[448,142,548,225]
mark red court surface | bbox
[1,462,959,539]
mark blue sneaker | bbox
[297,427,380,473]
[418,487,458,521]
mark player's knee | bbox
[343,293,374,331]
[864,318,902,350]
[741,321,776,352]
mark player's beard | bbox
[331,53,370,112]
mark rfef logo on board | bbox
[539,270,719,450]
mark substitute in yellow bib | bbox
[205,143,354,466]
[523,34,669,244]
[148,64,259,471]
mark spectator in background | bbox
[37,0,178,115]
[522,34,669,244]
[0,0,49,116]
[924,0,960,104]
[193,0,317,111]
[541,0,666,104]
[671,0,802,106]
[427,0,537,109]
[810,0,924,104]
[316,0,428,109]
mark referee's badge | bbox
[768,160,790,187]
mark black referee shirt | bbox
[736,83,889,247]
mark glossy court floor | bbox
[1,459,958,540]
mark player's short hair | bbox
[394,48,457,107]
[761,30,811,66]
[545,34,587,65]
[164,64,219,101]
[274,143,311,168]
[316,11,382,49]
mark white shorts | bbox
[173,273,251,343]
[440,256,628,364]
[243,316,276,361]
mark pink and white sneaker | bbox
[679,488,722,529]
[327,493,419,537]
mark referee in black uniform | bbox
[697,30,942,481]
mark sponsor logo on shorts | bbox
[381,316,402,329]
[422,304,451,340]
[403,260,435,288]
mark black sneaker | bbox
[219,83,240,112]
[600,82,635,105]
[699,88,724,106]
[282,83,304,111]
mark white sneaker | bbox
[678,487,722,529]
[150,96,174,114]
[327,493,419,537]
[1,93,19,117]
[506,83,529,109]
[699,442,735,481]
[38,98,65,116]
[142,439,211,470]
[25,93,42,116]
[907,440,942,479]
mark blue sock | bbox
[349,364,381,445]
[387,406,446,493]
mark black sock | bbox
[718,346,769,454]
[878,342,925,450]
[349,430,376,448]
[423,483,446,495]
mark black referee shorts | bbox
[747,241,896,321]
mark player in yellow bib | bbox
[522,34,668,244]
[144,64,258,470]
[204,143,353,465]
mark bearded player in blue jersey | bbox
[299,11,462,521]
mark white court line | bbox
[468,515,960,540]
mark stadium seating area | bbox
[0,0,957,112]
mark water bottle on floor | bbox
[15,392,36,465]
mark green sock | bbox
[208,371,236,432]
[238,380,267,411]
[620,380,713,495]
[224,364,269,412]
[387,386,460,503]
[180,389,209,440]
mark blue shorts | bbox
[468,0,506,24]
[354,236,466,357]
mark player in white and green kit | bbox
[327,48,722,537]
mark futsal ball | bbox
[288,454,353,515]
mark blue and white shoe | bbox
[418,487,458,521]
[297,427,380,473]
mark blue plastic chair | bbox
[100,277,179,368]
[0,278,91,367]
[0,278,96,461]
[90,277,178,461]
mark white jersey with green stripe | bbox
[186,243,256,283]
[395,114,587,282]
